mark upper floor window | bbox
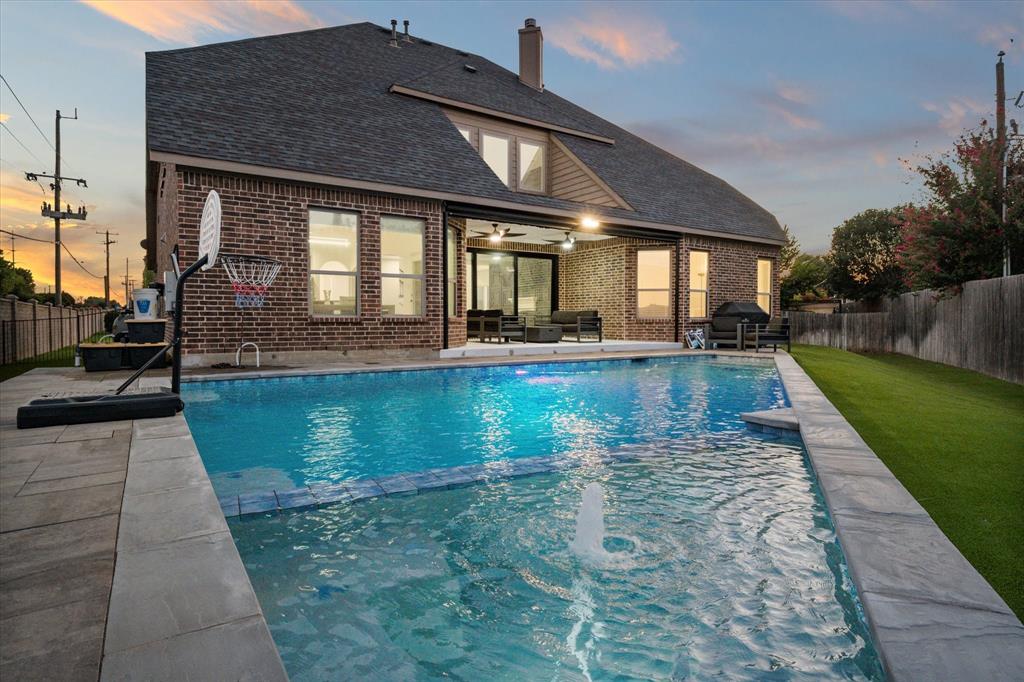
[757,258,773,314]
[481,131,511,186]
[518,140,545,193]
[309,209,358,316]
[689,250,709,319]
[381,216,425,316]
[637,249,671,318]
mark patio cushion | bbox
[550,310,579,325]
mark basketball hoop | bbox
[221,254,282,308]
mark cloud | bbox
[921,97,989,136]
[753,82,823,131]
[547,9,680,70]
[976,23,1019,51]
[79,0,323,45]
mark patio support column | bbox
[441,202,449,350]
[673,239,681,342]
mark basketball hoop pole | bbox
[171,254,208,395]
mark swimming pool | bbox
[184,356,787,497]
[184,357,884,680]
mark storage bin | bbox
[126,343,168,370]
[127,319,167,343]
[79,343,126,372]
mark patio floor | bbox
[439,339,683,359]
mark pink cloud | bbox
[547,10,680,70]
[976,23,1019,51]
[80,0,323,44]
[754,82,822,131]
[921,97,990,136]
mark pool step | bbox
[740,408,799,434]
[217,430,799,519]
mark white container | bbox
[133,288,159,319]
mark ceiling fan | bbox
[545,230,577,250]
[472,223,526,243]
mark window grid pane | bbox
[689,251,709,319]
[518,141,545,192]
[381,216,425,316]
[756,259,772,313]
[309,209,359,316]
[481,132,510,186]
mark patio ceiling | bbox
[465,219,613,246]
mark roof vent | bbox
[518,18,543,91]
[402,19,413,43]
[388,19,399,48]
[464,64,477,73]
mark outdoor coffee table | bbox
[526,325,562,342]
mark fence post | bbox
[8,295,17,363]
[76,309,82,346]
[32,300,39,357]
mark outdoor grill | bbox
[712,301,770,325]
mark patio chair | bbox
[550,310,603,342]
[466,309,501,339]
[743,318,791,352]
[471,310,527,343]
[702,316,744,350]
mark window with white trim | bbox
[381,216,425,316]
[518,140,545,193]
[636,249,671,318]
[309,209,358,316]
[480,131,510,186]
[757,258,773,314]
[689,250,709,319]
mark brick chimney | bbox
[518,18,543,91]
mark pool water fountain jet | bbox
[569,482,613,563]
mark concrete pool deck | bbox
[1,350,1022,680]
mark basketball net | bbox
[221,255,282,308]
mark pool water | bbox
[186,357,884,680]
[183,356,788,497]
[231,440,884,681]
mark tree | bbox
[898,121,1024,292]
[779,224,800,276]
[826,208,907,301]
[781,254,830,308]
[0,256,36,299]
[83,296,107,307]
[32,291,76,307]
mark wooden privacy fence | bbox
[788,274,1023,384]
[0,296,110,365]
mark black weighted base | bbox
[17,387,183,429]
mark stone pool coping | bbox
[773,353,1024,681]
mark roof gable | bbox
[146,22,784,243]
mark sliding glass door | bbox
[468,250,556,324]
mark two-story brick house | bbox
[145,19,784,364]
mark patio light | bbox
[580,215,600,229]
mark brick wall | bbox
[162,166,779,358]
[680,235,781,326]
[169,167,446,359]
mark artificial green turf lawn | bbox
[790,345,1024,619]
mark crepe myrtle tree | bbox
[898,121,1024,292]
[826,208,908,302]
[781,254,831,308]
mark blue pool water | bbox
[185,357,884,680]
[183,356,788,497]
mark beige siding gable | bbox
[549,138,630,209]
[443,108,632,210]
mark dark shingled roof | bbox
[146,22,784,243]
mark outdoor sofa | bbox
[549,310,603,342]
[466,309,526,343]
[702,301,788,352]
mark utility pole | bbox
[122,257,130,306]
[24,109,88,305]
[997,52,1009,277]
[97,230,118,307]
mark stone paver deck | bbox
[774,353,1024,681]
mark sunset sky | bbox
[1,0,1020,302]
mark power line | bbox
[0,73,77,173]
[0,228,103,279]
[0,122,48,169]
[61,242,102,278]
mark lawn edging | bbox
[774,353,1024,681]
